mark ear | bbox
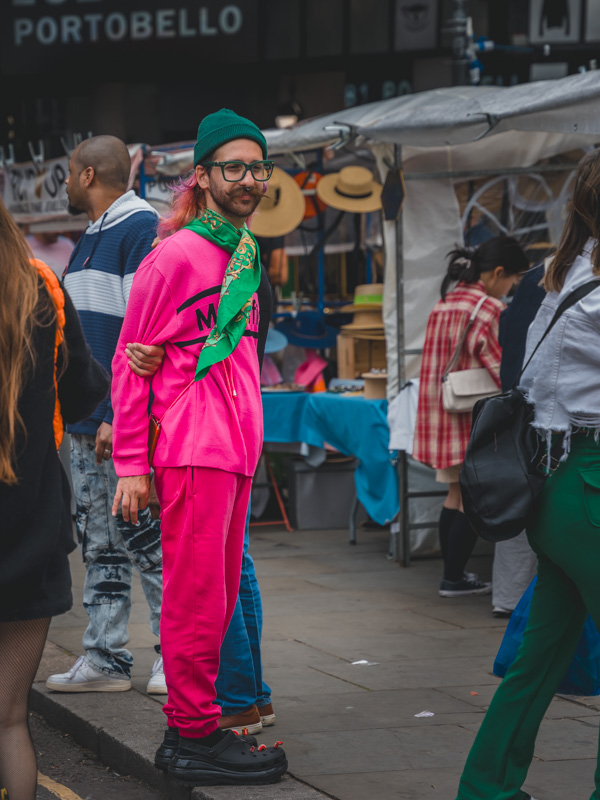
[80,166,94,189]
[494,265,505,280]
[195,164,210,191]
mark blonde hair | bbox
[0,199,41,484]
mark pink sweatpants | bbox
[153,466,251,737]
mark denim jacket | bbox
[519,240,600,453]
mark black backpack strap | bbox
[518,279,600,384]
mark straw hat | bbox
[316,166,383,213]
[341,310,384,332]
[341,283,384,312]
[342,330,386,340]
[250,167,306,238]
[340,283,384,332]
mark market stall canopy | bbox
[264,71,600,154]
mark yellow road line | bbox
[37,771,85,800]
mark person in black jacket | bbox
[0,198,109,800]
[491,263,546,616]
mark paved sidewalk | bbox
[34,526,600,799]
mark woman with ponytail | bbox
[0,198,108,800]
[413,235,528,597]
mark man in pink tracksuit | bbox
[110,109,287,786]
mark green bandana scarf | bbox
[184,208,261,381]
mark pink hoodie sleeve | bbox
[111,256,180,477]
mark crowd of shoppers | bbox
[7,107,600,799]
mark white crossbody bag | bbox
[441,295,500,414]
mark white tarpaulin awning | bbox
[265,71,600,154]
[263,72,600,404]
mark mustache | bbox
[230,187,263,198]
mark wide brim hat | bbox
[340,283,384,312]
[250,167,306,238]
[275,311,339,349]
[295,352,328,387]
[316,166,383,213]
[264,328,288,354]
[340,308,384,332]
[340,330,386,340]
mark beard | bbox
[208,178,262,220]
[67,201,84,216]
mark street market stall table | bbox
[261,391,399,531]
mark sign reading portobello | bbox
[4,0,257,72]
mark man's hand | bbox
[112,474,151,525]
[126,342,165,377]
[95,422,113,465]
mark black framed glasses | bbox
[201,160,275,182]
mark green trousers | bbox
[456,433,600,800]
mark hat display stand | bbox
[362,371,388,400]
[279,159,383,319]
[205,155,385,383]
[337,284,386,379]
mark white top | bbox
[520,239,600,448]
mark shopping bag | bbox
[493,577,600,696]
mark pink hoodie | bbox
[111,229,263,478]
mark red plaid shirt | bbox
[413,281,503,470]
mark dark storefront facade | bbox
[1,0,598,159]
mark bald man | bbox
[46,136,166,695]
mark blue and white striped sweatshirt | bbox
[63,191,159,435]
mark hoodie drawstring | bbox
[224,357,237,399]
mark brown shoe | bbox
[218,704,262,735]
[257,702,276,727]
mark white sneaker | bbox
[146,655,167,695]
[46,656,132,692]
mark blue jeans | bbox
[71,435,163,677]
[216,506,272,714]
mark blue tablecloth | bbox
[262,392,399,525]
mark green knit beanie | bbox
[193,108,268,166]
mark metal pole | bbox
[449,0,470,86]
[317,247,325,313]
[138,145,147,199]
[392,143,411,567]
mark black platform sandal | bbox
[168,730,287,785]
[155,727,259,771]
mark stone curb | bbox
[30,683,329,800]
